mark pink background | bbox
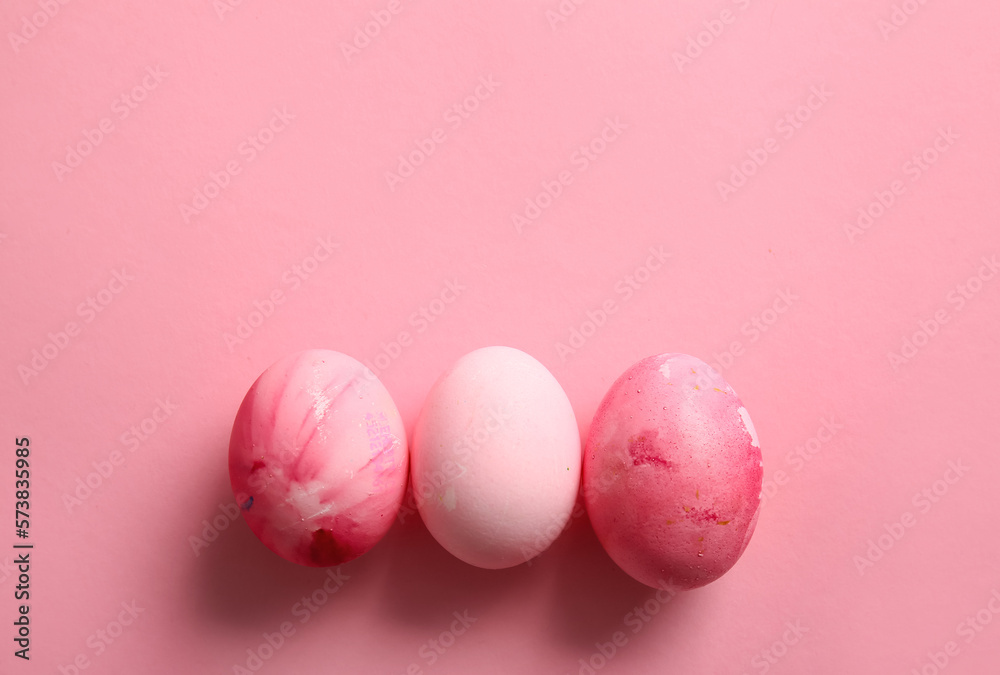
[2,1,999,673]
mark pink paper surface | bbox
[2,1,999,673]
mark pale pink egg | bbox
[583,353,763,590]
[228,349,408,567]
[411,347,581,569]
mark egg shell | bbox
[411,346,581,569]
[228,349,408,567]
[583,353,763,590]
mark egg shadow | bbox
[544,505,694,652]
[191,470,367,628]
[373,485,538,628]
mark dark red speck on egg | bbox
[250,460,266,473]
[687,507,721,524]
[628,435,672,468]
[309,528,348,566]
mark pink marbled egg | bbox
[583,353,763,590]
[228,349,408,567]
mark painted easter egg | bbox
[411,346,580,569]
[229,349,408,567]
[583,353,763,590]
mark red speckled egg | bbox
[583,353,763,590]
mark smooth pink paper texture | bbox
[2,1,998,673]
